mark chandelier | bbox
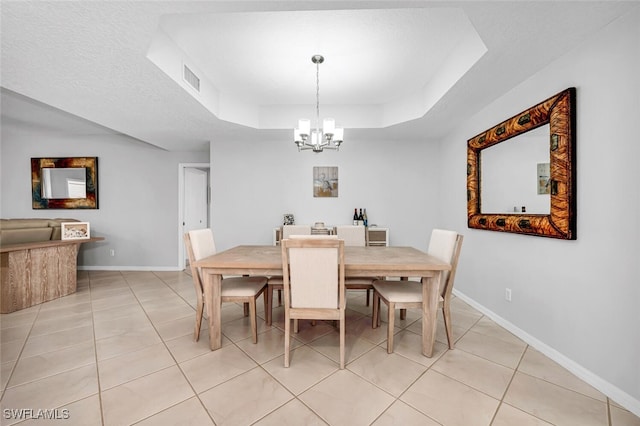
[294,55,344,152]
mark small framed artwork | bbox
[313,166,338,197]
[61,222,91,240]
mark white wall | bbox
[439,8,640,409]
[0,122,207,269]
[210,137,441,252]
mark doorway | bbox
[178,163,210,269]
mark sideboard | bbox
[1,237,103,313]
[273,226,389,247]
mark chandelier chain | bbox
[316,60,320,132]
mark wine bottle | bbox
[358,209,364,226]
[353,208,358,225]
[363,209,368,227]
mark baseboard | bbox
[453,289,640,418]
[78,266,184,272]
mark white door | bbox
[184,167,208,236]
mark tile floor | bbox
[1,270,639,426]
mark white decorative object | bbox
[61,222,90,240]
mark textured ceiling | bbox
[1,1,637,151]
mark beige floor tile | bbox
[29,311,93,337]
[262,346,339,395]
[308,327,376,365]
[492,403,554,426]
[155,315,204,341]
[431,349,514,399]
[373,400,441,425]
[348,346,427,397]
[382,330,448,367]
[1,324,31,344]
[610,405,640,426]
[220,314,271,342]
[179,344,257,393]
[21,324,94,358]
[164,330,232,363]
[1,361,16,390]
[17,395,103,426]
[406,316,468,346]
[401,369,499,426]
[93,314,154,340]
[8,341,95,387]
[199,367,293,426]
[135,397,214,426]
[35,301,92,320]
[455,329,527,368]
[0,306,39,329]
[518,347,606,401]
[469,316,525,346]
[504,371,607,426]
[252,398,325,425]
[0,339,24,364]
[236,327,303,364]
[0,365,98,425]
[95,328,162,361]
[299,369,395,426]
[91,293,138,312]
[144,303,195,325]
[101,365,194,425]
[276,318,335,343]
[91,302,145,322]
[98,342,175,390]
[346,315,394,345]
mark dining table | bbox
[193,245,451,357]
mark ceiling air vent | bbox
[183,64,200,92]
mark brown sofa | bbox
[0,218,80,246]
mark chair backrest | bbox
[282,225,312,239]
[281,235,345,309]
[335,225,366,247]
[427,229,463,298]
[184,229,217,295]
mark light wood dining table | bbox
[193,245,451,357]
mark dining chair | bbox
[266,224,312,325]
[372,229,463,353]
[184,229,268,343]
[281,235,346,368]
[335,225,377,306]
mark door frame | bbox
[178,162,210,269]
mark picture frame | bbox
[313,166,338,197]
[61,222,91,240]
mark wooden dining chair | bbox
[281,235,346,369]
[372,229,463,353]
[266,224,312,325]
[335,225,378,306]
[184,229,267,343]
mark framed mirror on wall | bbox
[467,88,576,239]
[31,157,99,209]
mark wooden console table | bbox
[1,237,103,313]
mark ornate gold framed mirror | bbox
[31,157,99,209]
[467,88,576,239]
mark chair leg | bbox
[194,300,204,342]
[442,305,454,349]
[372,291,379,329]
[284,317,291,367]
[243,302,249,317]
[400,309,406,321]
[277,289,282,306]
[387,301,395,353]
[266,286,273,326]
[293,319,299,333]
[249,299,258,343]
[366,289,370,306]
[339,317,345,369]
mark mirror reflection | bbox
[481,125,550,214]
[42,168,87,199]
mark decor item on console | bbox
[283,214,295,225]
[467,87,576,239]
[61,222,90,240]
[31,157,98,209]
[294,55,344,152]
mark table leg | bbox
[421,273,441,357]
[203,272,223,350]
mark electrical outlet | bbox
[505,288,512,302]
[110,249,115,257]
